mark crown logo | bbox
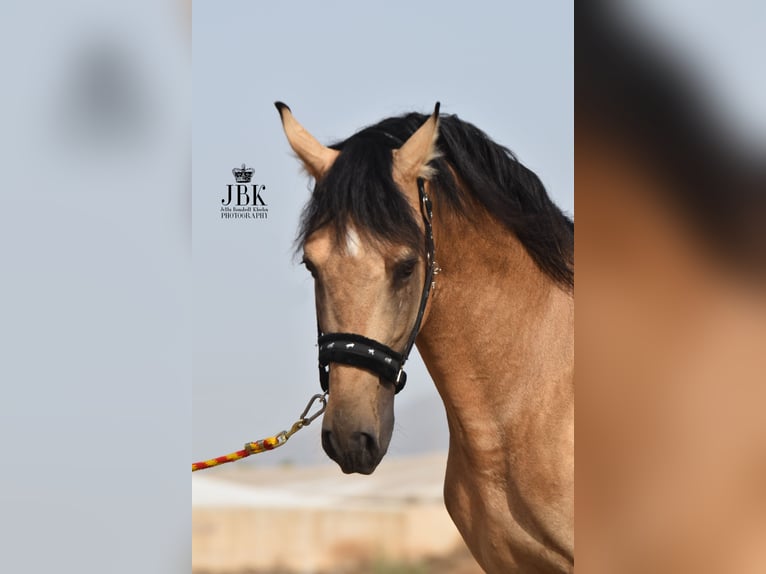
[232,163,254,183]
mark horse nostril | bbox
[351,431,379,458]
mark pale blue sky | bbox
[192,1,573,465]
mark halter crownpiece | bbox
[317,177,438,394]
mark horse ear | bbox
[393,102,441,183]
[275,102,339,179]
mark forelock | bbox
[297,131,423,254]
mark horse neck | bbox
[416,200,574,454]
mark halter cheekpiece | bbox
[317,177,437,394]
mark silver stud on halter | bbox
[432,264,442,290]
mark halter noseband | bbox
[317,177,437,394]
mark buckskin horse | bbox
[275,102,574,573]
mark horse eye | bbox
[302,258,318,279]
[393,259,418,283]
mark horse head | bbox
[276,102,440,474]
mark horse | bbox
[275,102,574,573]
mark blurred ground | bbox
[192,546,479,574]
[192,453,481,574]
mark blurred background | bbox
[576,2,765,573]
[0,1,190,573]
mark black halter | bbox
[317,177,437,394]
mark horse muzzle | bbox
[321,426,386,474]
[319,370,395,475]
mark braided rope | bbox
[192,393,327,472]
[192,434,286,472]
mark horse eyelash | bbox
[301,258,318,278]
[393,258,418,283]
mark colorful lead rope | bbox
[192,393,327,472]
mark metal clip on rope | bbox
[191,393,328,472]
[279,393,328,442]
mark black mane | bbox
[298,112,574,288]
